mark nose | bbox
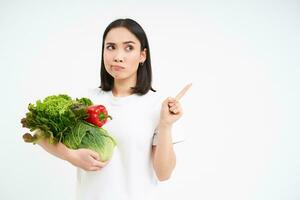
[113,51,124,63]
[114,58,123,62]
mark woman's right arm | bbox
[37,138,108,171]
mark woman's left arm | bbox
[152,97,183,181]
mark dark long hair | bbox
[99,18,156,95]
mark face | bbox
[103,27,146,82]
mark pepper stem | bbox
[98,113,112,121]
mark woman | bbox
[38,18,189,200]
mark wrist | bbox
[158,121,172,130]
[59,143,73,161]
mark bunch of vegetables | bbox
[21,94,116,161]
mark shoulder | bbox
[142,89,167,108]
[86,87,107,96]
[71,87,110,102]
[88,88,111,101]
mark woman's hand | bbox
[159,83,192,126]
[67,148,109,171]
[159,97,183,126]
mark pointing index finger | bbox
[175,83,192,101]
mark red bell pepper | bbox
[85,105,112,127]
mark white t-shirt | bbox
[75,88,185,200]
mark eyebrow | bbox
[105,41,136,45]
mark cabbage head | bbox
[63,121,116,161]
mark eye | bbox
[106,45,115,50]
[125,45,134,51]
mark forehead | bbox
[105,27,140,44]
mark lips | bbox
[112,65,125,71]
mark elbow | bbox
[152,148,177,182]
[154,161,176,182]
[157,173,172,182]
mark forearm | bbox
[37,137,71,162]
[153,123,176,181]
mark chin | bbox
[112,74,128,80]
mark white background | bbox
[1,0,299,199]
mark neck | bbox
[112,76,137,97]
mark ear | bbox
[140,48,147,63]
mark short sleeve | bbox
[152,121,186,145]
